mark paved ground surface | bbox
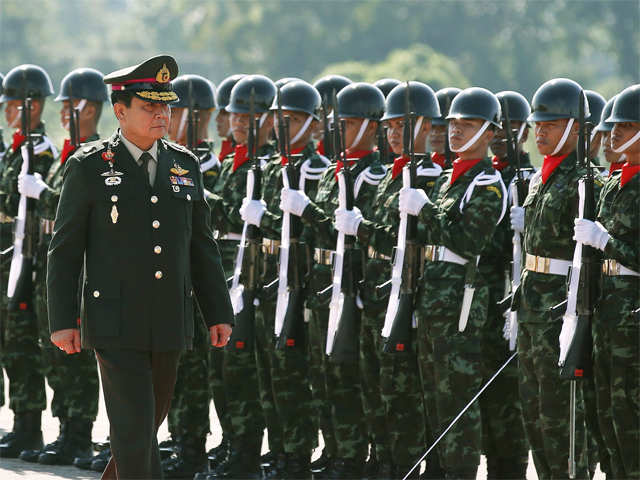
[0,370,604,479]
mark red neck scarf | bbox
[541,153,569,184]
[620,162,640,188]
[11,131,26,152]
[317,140,325,156]
[392,155,410,179]
[491,155,509,171]
[335,149,372,181]
[60,137,87,164]
[609,161,625,176]
[451,158,482,185]
[431,152,447,169]
[218,139,234,161]
[232,144,249,172]
[281,146,305,166]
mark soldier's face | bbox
[167,106,187,143]
[274,111,314,148]
[216,110,230,138]
[343,117,376,150]
[448,118,493,153]
[230,112,272,145]
[534,119,577,156]
[601,131,623,164]
[115,97,170,142]
[59,99,87,131]
[385,118,404,155]
[429,125,447,154]
[4,100,22,129]
[611,122,640,156]
[490,120,527,158]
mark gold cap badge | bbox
[156,64,171,83]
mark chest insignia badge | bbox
[170,163,189,176]
[105,176,122,186]
[110,205,119,224]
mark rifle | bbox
[443,96,453,169]
[321,94,333,159]
[227,89,262,352]
[326,102,361,363]
[275,88,306,349]
[377,122,389,165]
[382,83,419,353]
[557,90,595,478]
[7,71,39,312]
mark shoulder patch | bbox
[165,140,198,163]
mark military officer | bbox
[429,87,461,169]
[16,67,107,466]
[161,73,218,478]
[510,78,600,478]
[0,64,57,458]
[399,87,507,478]
[574,84,640,478]
[340,81,446,478]
[281,82,386,479]
[46,54,233,480]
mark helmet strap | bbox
[289,115,313,145]
[517,123,527,143]
[259,112,268,129]
[550,118,574,156]
[449,120,490,153]
[413,116,423,141]
[613,128,640,153]
[349,118,370,150]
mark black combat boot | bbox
[0,411,44,458]
[163,436,207,479]
[38,418,93,465]
[19,420,67,463]
[160,434,180,460]
[310,449,332,474]
[207,443,261,479]
[261,452,287,478]
[90,448,111,471]
[207,436,231,469]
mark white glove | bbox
[398,187,429,216]
[240,198,266,227]
[335,207,363,236]
[510,206,525,233]
[18,173,47,199]
[573,218,610,251]
[280,188,310,217]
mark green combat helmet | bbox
[381,81,440,121]
[447,87,502,128]
[216,74,246,111]
[270,80,321,120]
[226,74,276,114]
[0,64,54,102]
[528,78,589,122]
[432,87,462,126]
[337,82,385,121]
[171,74,217,110]
[55,68,109,103]
[374,78,401,98]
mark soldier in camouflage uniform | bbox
[162,74,218,478]
[479,90,534,478]
[429,87,461,170]
[585,90,606,165]
[0,71,5,410]
[574,84,640,478]
[342,81,446,478]
[596,95,626,176]
[204,75,281,479]
[12,68,106,466]
[281,82,386,479]
[509,78,601,479]
[0,64,58,458]
[399,87,507,478]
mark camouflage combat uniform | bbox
[413,158,506,478]
[592,167,639,478]
[513,150,601,479]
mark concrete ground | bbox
[0,370,604,479]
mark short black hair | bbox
[111,91,133,107]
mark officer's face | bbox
[429,125,447,154]
[601,131,623,164]
[115,97,170,143]
[611,122,640,157]
[167,106,187,143]
[216,110,230,138]
[449,118,493,154]
[534,119,578,156]
[385,118,404,155]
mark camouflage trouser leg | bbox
[270,320,313,457]
[610,323,640,478]
[593,318,625,477]
[380,328,425,470]
[480,276,528,478]
[169,314,210,444]
[359,311,389,463]
[517,316,589,480]
[255,299,284,454]
[308,307,336,457]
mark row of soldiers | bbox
[0,63,637,480]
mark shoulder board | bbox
[165,140,198,162]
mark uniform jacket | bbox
[47,131,233,351]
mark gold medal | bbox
[170,162,189,176]
[110,205,119,224]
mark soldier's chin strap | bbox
[258,113,268,129]
[550,118,575,156]
[348,118,370,150]
[449,120,490,152]
[63,99,87,132]
[613,129,640,153]
[516,123,526,143]
[176,108,188,143]
[275,114,313,146]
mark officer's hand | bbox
[18,172,48,199]
[240,199,266,227]
[573,218,610,251]
[398,187,429,216]
[50,328,81,354]
[280,188,310,217]
[210,324,232,348]
[510,206,525,233]
[335,207,363,236]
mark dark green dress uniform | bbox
[0,124,55,420]
[48,128,232,478]
[357,154,445,476]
